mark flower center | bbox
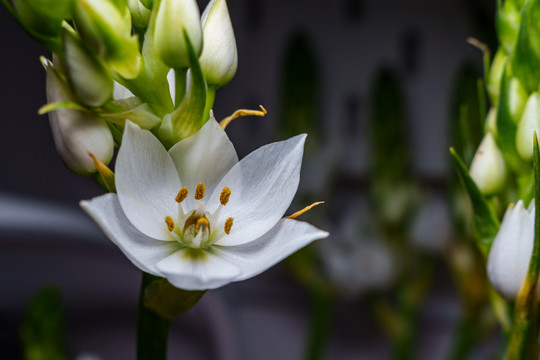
[164,183,234,249]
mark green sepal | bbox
[510,0,540,93]
[496,0,522,55]
[19,286,68,360]
[158,30,207,148]
[142,273,205,320]
[101,97,162,129]
[496,68,527,172]
[107,121,123,146]
[38,101,88,115]
[450,148,500,257]
[506,133,540,359]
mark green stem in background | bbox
[506,134,540,360]
[174,68,187,107]
[304,290,333,360]
[137,273,172,360]
[204,86,217,121]
[446,316,484,360]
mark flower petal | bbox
[209,134,306,245]
[155,248,241,290]
[213,218,328,281]
[80,193,178,276]
[116,121,181,240]
[168,119,238,210]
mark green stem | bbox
[174,68,187,107]
[203,86,217,121]
[446,316,482,360]
[304,290,332,360]
[137,273,172,360]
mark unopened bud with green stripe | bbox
[154,0,203,69]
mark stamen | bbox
[164,216,175,232]
[175,187,189,203]
[220,187,231,205]
[195,217,210,234]
[220,105,267,130]
[195,183,205,200]
[224,217,234,235]
[285,201,325,219]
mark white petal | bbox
[80,194,178,276]
[213,219,328,281]
[210,134,306,246]
[168,118,238,210]
[155,248,241,290]
[113,81,134,100]
[116,121,181,240]
[487,201,537,299]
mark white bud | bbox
[487,201,538,300]
[199,0,237,88]
[508,78,527,123]
[154,0,203,69]
[484,107,498,137]
[516,93,540,161]
[46,58,114,176]
[469,133,507,196]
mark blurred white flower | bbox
[487,200,537,300]
[81,119,328,290]
[319,206,394,297]
[411,194,452,252]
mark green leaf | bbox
[450,148,500,256]
[19,286,68,360]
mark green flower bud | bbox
[62,27,113,107]
[45,58,114,176]
[497,0,523,54]
[154,0,203,69]
[516,93,540,161]
[470,133,507,196]
[13,0,71,38]
[485,107,498,138]
[73,0,142,79]
[508,77,528,123]
[199,0,237,88]
[487,50,507,103]
[128,0,151,29]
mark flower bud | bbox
[497,0,522,55]
[62,28,113,107]
[516,93,540,161]
[487,50,507,103]
[487,201,537,300]
[13,0,71,38]
[469,133,507,196]
[508,77,528,123]
[484,107,498,138]
[45,58,114,176]
[154,0,203,69]
[73,0,142,79]
[128,0,151,29]
[199,0,237,88]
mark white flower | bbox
[81,119,328,290]
[487,200,537,300]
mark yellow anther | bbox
[224,217,234,235]
[195,217,210,234]
[220,105,267,130]
[220,187,231,206]
[195,183,205,200]
[285,201,325,219]
[165,216,175,232]
[175,187,189,203]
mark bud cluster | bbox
[6,0,238,175]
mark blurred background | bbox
[0,0,501,359]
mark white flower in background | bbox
[469,133,507,196]
[81,119,328,290]
[319,206,394,297]
[516,92,540,161]
[411,194,452,252]
[487,200,537,300]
